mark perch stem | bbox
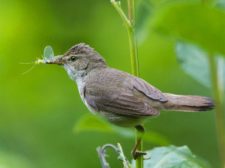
[126,1,142,167]
[111,0,142,167]
[127,0,139,76]
[208,55,225,168]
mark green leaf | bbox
[152,2,225,56]
[74,114,170,145]
[74,114,114,133]
[135,0,152,43]
[176,41,225,90]
[0,151,32,168]
[216,0,225,9]
[176,42,211,88]
[142,146,211,168]
[43,45,54,61]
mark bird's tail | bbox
[162,93,214,112]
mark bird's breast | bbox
[76,78,97,114]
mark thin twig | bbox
[111,0,131,27]
[110,0,139,76]
[97,143,131,168]
[117,143,132,168]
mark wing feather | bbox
[131,77,168,102]
[84,85,159,117]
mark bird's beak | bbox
[46,55,65,65]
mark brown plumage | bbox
[48,43,214,127]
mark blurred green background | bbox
[0,0,220,167]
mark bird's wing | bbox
[84,84,159,117]
[83,69,165,117]
[130,76,168,102]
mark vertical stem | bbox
[127,25,139,76]
[111,0,142,167]
[135,125,144,168]
[126,1,142,168]
[127,0,139,76]
[127,0,134,25]
[128,27,139,76]
[208,56,225,168]
[202,0,225,166]
[135,132,143,168]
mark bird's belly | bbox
[99,111,144,127]
[80,93,145,126]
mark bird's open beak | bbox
[46,55,65,65]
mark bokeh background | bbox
[0,0,220,167]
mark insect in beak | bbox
[46,55,65,65]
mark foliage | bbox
[176,42,210,88]
[135,0,152,43]
[152,2,225,56]
[0,151,31,168]
[142,146,211,168]
[176,41,225,89]
[150,1,225,167]
[74,114,170,146]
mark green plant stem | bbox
[135,126,144,168]
[126,1,142,168]
[127,21,139,76]
[111,0,131,26]
[111,0,139,76]
[208,55,225,168]
[127,0,139,76]
[111,1,142,168]
[127,0,134,24]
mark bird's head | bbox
[48,43,106,80]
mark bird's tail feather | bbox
[162,93,214,112]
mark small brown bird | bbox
[47,43,214,158]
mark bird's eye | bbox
[69,56,77,62]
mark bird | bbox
[46,43,214,158]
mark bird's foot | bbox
[132,149,147,160]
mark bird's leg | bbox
[132,125,146,160]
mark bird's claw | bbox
[132,150,147,160]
